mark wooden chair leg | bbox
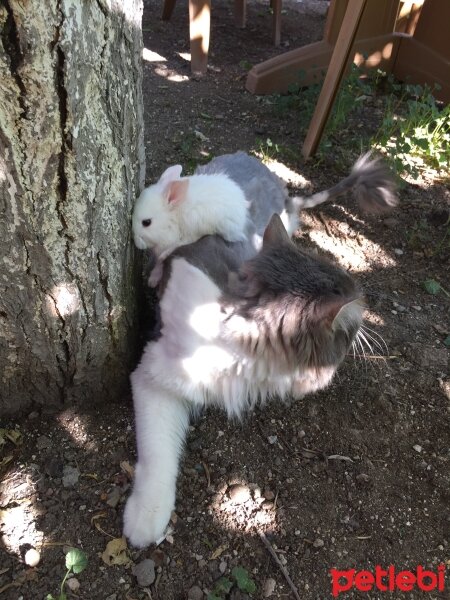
[234,0,246,28]
[272,0,282,46]
[189,0,211,74]
[162,0,177,21]
[302,0,367,158]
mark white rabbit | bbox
[132,164,250,285]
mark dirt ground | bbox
[1,0,449,598]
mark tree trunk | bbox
[0,0,145,415]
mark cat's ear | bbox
[263,213,291,247]
[164,179,190,206]
[158,165,183,184]
[319,297,364,332]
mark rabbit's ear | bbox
[158,165,182,184]
[164,179,189,206]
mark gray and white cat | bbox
[123,152,397,548]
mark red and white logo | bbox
[330,565,446,597]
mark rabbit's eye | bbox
[142,219,152,227]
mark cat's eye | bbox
[142,219,152,227]
[238,272,248,282]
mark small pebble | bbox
[66,577,80,592]
[356,473,370,483]
[187,585,203,600]
[24,548,40,567]
[132,558,156,587]
[106,487,122,508]
[394,248,404,255]
[62,465,80,488]
[263,577,276,597]
[36,435,51,450]
[313,538,325,548]
[413,444,422,453]
[228,484,251,504]
[383,217,400,228]
[263,489,275,501]
[268,435,278,445]
[219,560,227,574]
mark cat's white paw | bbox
[123,488,174,548]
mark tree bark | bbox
[0,0,145,415]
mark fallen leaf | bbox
[0,428,22,447]
[120,460,134,479]
[0,455,13,468]
[101,537,132,567]
[210,544,228,560]
[82,472,99,481]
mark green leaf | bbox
[239,60,252,70]
[423,279,441,295]
[207,595,222,600]
[232,566,257,593]
[443,335,450,348]
[65,548,88,574]
[46,595,56,600]
[214,577,234,594]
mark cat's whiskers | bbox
[359,324,389,355]
[355,330,370,377]
[350,326,389,380]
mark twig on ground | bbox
[202,461,211,487]
[259,532,301,600]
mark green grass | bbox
[271,65,450,178]
[371,80,450,177]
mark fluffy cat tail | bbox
[291,153,399,213]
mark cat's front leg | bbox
[123,371,190,548]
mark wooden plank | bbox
[302,0,368,158]
[189,0,211,74]
[234,0,246,28]
[272,0,282,46]
[162,0,177,21]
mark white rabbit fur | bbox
[132,164,250,258]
